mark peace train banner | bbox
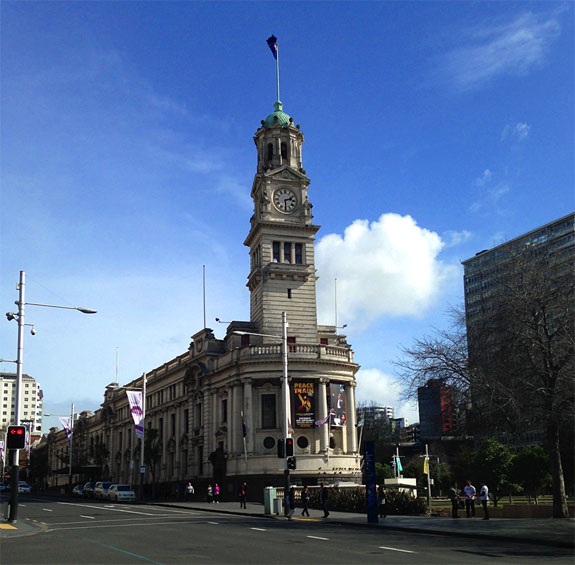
[292,381,315,428]
[126,390,144,439]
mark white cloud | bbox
[438,11,560,92]
[355,368,419,423]
[473,169,493,187]
[315,213,454,327]
[442,230,472,248]
[501,122,531,142]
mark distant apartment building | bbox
[357,404,394,426]
[417,379,456,440]
[0,373,43,433]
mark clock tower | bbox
[244,100,320,343]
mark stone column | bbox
[346,382,357,453]
[231,380,243,456]
[318,379,329,453]
[242,378,254,454]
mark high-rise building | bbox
[0,372,43,434]
[417,379,456,440]
[462,213,574,439]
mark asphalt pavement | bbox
[151,499,575,550]
[2,497,574,550]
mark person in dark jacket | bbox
[320,483,329,518]
[301,486,311,517]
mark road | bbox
[2,496,572,564]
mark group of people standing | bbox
[450,480,490,520]
[207,483,221,503]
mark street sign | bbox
[139,465,146,474]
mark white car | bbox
[18,481,32,494]
[107,484,136,502]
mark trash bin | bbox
[263,487,277,514]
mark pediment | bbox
[264,166,308,182]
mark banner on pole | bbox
[293,381,315,428]
[59,417,72,446]
[126,391,144,439]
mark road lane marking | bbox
[208,521,219,524]
[307,535,330,541]
[251,527,267,531]
[379,546,416,554]
[0,524,17,530]
[42,508,54,512]
[80,515,95,519]
[84,538,165,565]
[47,520,202,532]
[46,516,196,526]
[58,502,160,516]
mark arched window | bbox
[281,142,288,160]
[267,143,273,161]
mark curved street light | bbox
[5,271,96,522]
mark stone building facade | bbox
[43,97,362,498]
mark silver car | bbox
[107,484,136,502]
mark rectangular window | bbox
[261,394,277,429]
[295,243,302,264]
[171,413,176,436]
[320,338,328,345]
[196,403,202,428]
[184,409,189,433]
[241,334,250,347]
[198,446,204,475]
[284,242,291,264]
[287,336,296,353]
[221,399,228,423]
[273,241,280,263]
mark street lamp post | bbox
[5,270,96,522]
[234,312,291,515]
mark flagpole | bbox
[275,42,280,103]
[69,403,74,493]
[425,443,431,508]
[139,372,146,501]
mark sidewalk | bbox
[154,500,575,549]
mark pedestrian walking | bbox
[214,483,220,503]
[377,485,387,518]
[185,482,195,500]
[464,480,476,517]
[207,484,213,503]
[320,482,329,518]
[479,481,490,520]
[301,486,311,517]
[239,482,247,509]
[449,482,460,518]
[286,487,296,519]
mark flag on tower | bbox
[266,35,278,59]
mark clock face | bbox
[273,188,297,213]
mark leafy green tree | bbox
[474,438,515,507]
[511,445,551,503]
[375,462,395,483]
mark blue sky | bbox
[1,1,573,430]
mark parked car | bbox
[72,484,84,497]
[107,484,136,503]
[18,481,32,494]
[94,481,114,499]
[83,481,95,498]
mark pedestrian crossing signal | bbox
[7,425,26,449]
[287,456,296,470]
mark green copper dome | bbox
[264,100,291,128]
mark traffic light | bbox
[285,437,294,457]
[287,456,297,470]
[277,438,285,458]
[7,425,26,449]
